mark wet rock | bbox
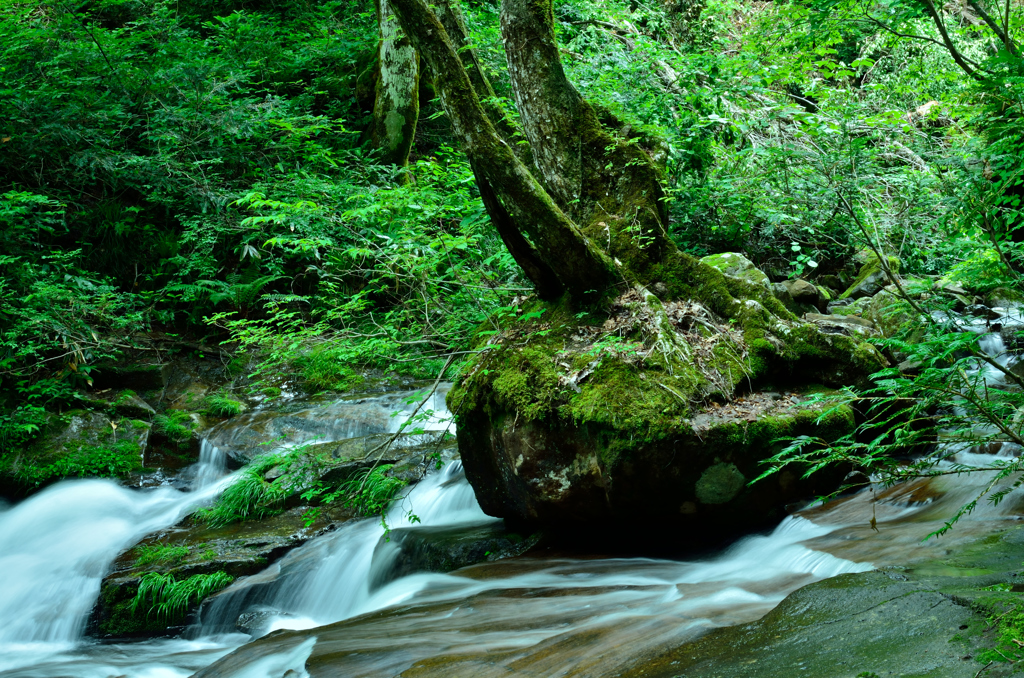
[236,609,290,636]
[203,387,452,465]
[699,252,770,289]
[987,286,1024,309]
[0,410,150,497]
[373,522,541,588]
[89,505,353,640]
[627,523,1024,678]
[628,570,982,678]
[965,304,1001,320]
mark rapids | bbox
[2,345,1023,677]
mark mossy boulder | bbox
[699,252,770,290]
[0,410,149,497]
[987,286,1024,309]
[449,261,884,533]
[89,505,350,639]
[863,287,922,339]
[840,252,901,300]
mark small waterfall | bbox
[0,444,232,673]
[187,439,229,490]
[199,460,493,634]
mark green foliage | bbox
[195,453,293,527]
[133,544,190,567]
[129,571,234,622]
[298,347,365,393]
[974,595,1024,664]
[755,295,1024,536]
[335,464,408,517]
[203,394,244,418]
[3,438,143,489]
[153,411,196,448]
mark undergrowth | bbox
[203,394,244,418]
[129,571,234,622]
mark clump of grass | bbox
[195,454,291,527]
[204,394,244,418]
[299,346,365,393]
[153,410,195,448]
[339,464,407,516]
[130,571,234,621]
[134,544,189,567]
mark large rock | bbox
[0,410,150,497]
[89,505,352,639]
[447,277,884,534]
[627,523,1024,678]
[840,252,901,299]
[373,522,541,589]
[699,252,770,289]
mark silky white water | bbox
[0,446,231,674]
[5,379,1012,678]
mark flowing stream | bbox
[2,341,1023,677]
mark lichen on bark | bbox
[372,0,421,170]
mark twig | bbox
[975,661,994,677]
[358,354,456,492]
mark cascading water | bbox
[6,379,1023,678]
[199,460,494,635]
[0,445,231,674]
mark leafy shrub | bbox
[299,347,365,393]
[130,571,234,622]
[2,439,143,489]
[195,454,293,527]
[153,411,196,448]
[337,464,408,517]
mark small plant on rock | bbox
[130,571,234,622]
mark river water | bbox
[1,347,1022,677]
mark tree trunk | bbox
[372,0,421,170]
[387,0,616,301]
[499,0,585,209]
[499,0,673,283]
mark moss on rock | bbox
[448,276,872,532]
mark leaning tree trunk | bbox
[371,0,421,171]
[387,0,616,301]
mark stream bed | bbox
[2,374,1024,678]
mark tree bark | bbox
[499,0,672,279]
[372,0,421,170]
[387,0,617,301]
[499,0,585,209]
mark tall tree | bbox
[371,0,421,171]
[387,0,673,303]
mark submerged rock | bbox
[374,522,541,588]
[628,523,1024,678]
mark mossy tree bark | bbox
[371,0,420,171]
[389,0,682,301]
[387,0,617,302]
